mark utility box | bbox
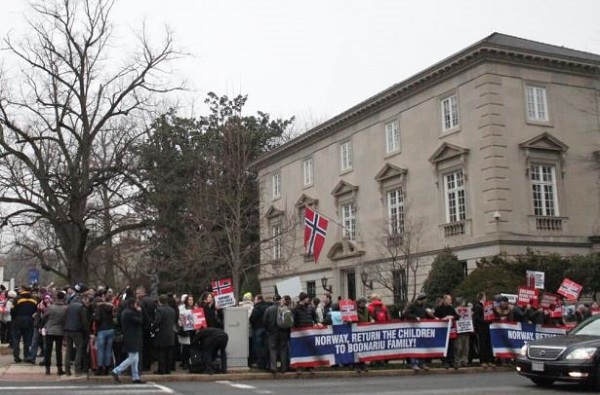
[223,307,249,369]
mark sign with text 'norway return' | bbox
[490,322,569,358]
[290,320,450,368]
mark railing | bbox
[442,221,466,237]
[534,216,563,232]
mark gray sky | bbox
[1,0,600,125]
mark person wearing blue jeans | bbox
[93,293,115,376]
[111,297,145,384]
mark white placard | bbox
[526,270,545,289]
[276,276,302,298]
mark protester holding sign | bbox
[177,295,196,370]
[453,297,471,368]
[403,293,434,371]
[472,292,494,369]
[434,295,459,369]
[201,292,223,329]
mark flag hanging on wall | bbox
[304,207,329,264]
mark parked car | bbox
[516,315,600,388]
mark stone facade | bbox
[253,33,600,304]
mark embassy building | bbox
[252,33,600,304]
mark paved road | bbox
[0,372,596,395]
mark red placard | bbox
[540,293,563,318]
[483,301,495,321]
[192,307,207,330]
[339,300,358,322]
[557,278,583,301]
[517,286,539,308]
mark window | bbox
[387,188,405,235]
[525,86,549,122]
[340,141,353,171]
[272,173,281,199]
[444,170,466,223]
[341,203,356,240]
[441,95,459,131]
[530,164,558,216]
[385,120,400,153]
[303,158,313,186]
[393,269,407,304]
[306,281,316,298]
[271,223,282,260]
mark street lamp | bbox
[361,270,373,290]
[320,276,332,293]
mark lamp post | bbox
[360,270,373,290]
[321,276,332,293]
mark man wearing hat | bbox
[12,286,38,363]
[238,292,254,366]
[293,292,317,329]
[404,293,435,371]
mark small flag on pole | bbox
[304,207,329,264]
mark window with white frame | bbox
[271,223,282,260]
[340,141,353,171]
[441,95,459,131]
[385,120,400,154]
[387,188,405,235]
[444,170,466,223]
[341,203,356,240]
[272,173,281,199]
[525,86,549,122]
[530,164,558,216]
[303,158,313,186]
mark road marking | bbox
[216,380,256,390]
[0,383,174,393]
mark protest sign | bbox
[339,300,358,322]
[483,301,495,321]
[517,286,539,308]
[178,308,195,331]
[526,270,545,289]
[490,322,568,358]
[212,277,236,308]
[540,293,563,318]
[456,306,474,333]
[276,276,303,298]
[192,307,207,330]
[557,278,583,301]
[289,320,450,367]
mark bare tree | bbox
[0,0,180,283]
[366,207,426,303]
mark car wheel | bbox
[530,377,555,387]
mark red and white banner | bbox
[483,301,495,322]
[557,278,583,301]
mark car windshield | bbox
[570,317,600,336]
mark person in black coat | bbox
[152,294,176,375]
[111,298,145,384]
[249,295,270,370]
[192,327,228,374]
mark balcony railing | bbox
[441,220,469,238]
[531,216,564,232]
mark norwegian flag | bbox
[211,278,233,296]
[304,207,329,264]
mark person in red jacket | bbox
[367,293,389,323]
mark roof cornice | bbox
[252,34,600,170]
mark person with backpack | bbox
[367,293,389,323]
[263,295,292,374]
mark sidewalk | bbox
[0,345,511,383]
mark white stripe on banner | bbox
[291,327,333,338]
[291,354,336,365]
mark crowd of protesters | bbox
[0,282,593,380]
